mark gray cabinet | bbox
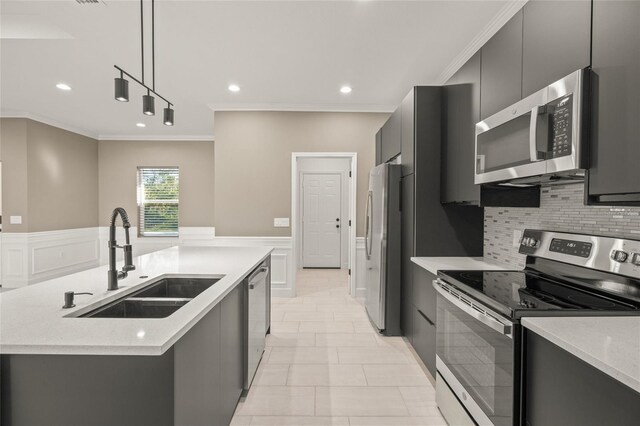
[441,52,482,204]
[220,285,245,425]
[412,306,436,378]
[401,90,415,176]
[587,0,640,204]
[480,10,523,119]
[410,264,437,377]
[380,107,402,163]
[522,0,591,97]
[413,264,436,325]
[401,174,415,339]
[524,330,640,426]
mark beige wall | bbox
[98,140,215,228]
[0,118,29,232]
[26,120,99,232]
[213,111,389,237]
[0,118,99,232]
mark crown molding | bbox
[436,0,528,85]
[97,134,214,141]
[208,103,395,114]
[0,109,99,139]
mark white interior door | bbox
[302,173,342,268]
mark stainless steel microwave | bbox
[475,68,589,185]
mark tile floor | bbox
[231,268,447,426]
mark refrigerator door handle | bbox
[365,190,373,260]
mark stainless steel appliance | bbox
[364,163,402,335]
[475,68,589,185]
[434,230,640,426]
[244,261,269,390]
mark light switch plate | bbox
[10,215,22,225]
[274,218,290,227]
[513,230,523,248]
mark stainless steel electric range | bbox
[434,229,640,426]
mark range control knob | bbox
[521,237,540,248]
[631,253,640,266]
[611,250,629,263]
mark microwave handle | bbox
[529,105,548,162]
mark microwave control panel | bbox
[547,94,573,159]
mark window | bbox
[137,167,179,237]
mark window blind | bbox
[137,167,179,237]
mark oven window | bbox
[477,113,532,174]
[437,294,514,426]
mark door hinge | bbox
[349,220,352,227]
[348,269,351,276]
[349,171,352,177]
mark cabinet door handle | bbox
[417,308,435,327]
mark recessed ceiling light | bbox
[228,84,240,92]
[56,83,71,91]
[136,123,146,128]
[340,85,352,94]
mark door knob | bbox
[336,224,340,228]
[336,218,340,221]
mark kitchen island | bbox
[0,245,272,426]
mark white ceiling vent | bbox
[76,0,103,4]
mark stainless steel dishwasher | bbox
[244,260,270,390]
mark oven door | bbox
[434,279,516,426]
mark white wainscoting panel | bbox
[1,228,100,288]
[98,229,293,297]
[2,227,299,299]
[355,237,367,300]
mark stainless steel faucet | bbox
[108,207,136,291]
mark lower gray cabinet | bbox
[412,307,436,378]
[524,330,640,426]
[220,285,245,425]
[407,264,437,377]
[413,264,437,324]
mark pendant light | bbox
[143,90,155,115]
[114,71,129,102]
[113,0,174,125]
[163,104,174,126]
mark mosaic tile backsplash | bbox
[484,183,640,268]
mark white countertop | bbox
[522,317,640,394]
[411,256,510,275]
[0,245,272,356]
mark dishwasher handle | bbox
[248,265,269,289]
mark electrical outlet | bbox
[10,216,22,225]
[513,230,523,248]
[274,218,290,228]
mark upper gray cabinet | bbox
[380,107,402,164]
[480,10,523,119]
[522,0,592,97]
[441,52,481,204]
[400,90,415,176]
[587,0,640,204]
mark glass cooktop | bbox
[438,269,640,319]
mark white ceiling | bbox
[0,0,520,140]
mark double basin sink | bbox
[81,277,221,319]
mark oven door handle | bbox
[433,280,513,338]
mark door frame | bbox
[300,170,347,269]
[291,153,357,297]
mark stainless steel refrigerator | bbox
[364,163,402,335]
